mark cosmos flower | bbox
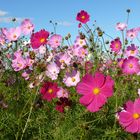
[21,19,34,35]
[57,87,69,98]
[2,27,21,41]
[76,72,114,112]
[76,10,90,24]
[126,27,140,39]
[12,50,27,71]
[63,70,80,87]
[110,38,122,53]
[116,22,127,31]
[31,29,49,49]
[48,34,62,49]
[117,58,124,68]
[56,53,71,69]
[0,35,5,45]
[125,44,138,57]
[46,62,60,80]
[74,36,86,47]
[12,57,27,71]
[40,82,59,101]
[122,56,140,75]
[118,98,140,133]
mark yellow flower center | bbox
[81,16,85,19]
[115,43,119,48]
[40,38,45,43]
[13,34,17,38]
[60,60,65,63]
[93,88,100,95]
[48,89,53,94]
[18,63,22,67]
[80,40,83,44]
[72,77,76,82]
[133,113,140,119]
[129,64,133,68]
[130,50,135,54]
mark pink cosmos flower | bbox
[46,62,60,80]
[31,29,49,49]
[2,27,21,41]
[74,36,86,47]
[63,70,80,87]
[122,56,140,75]
[57,53,71,69]
[110,38,122,53]
[38,45,46,54]
[40,82,59,101]
[12,57,26,71]
[118,98,140,133]
[76,10,90,24]
[76,72,114,112]
[57,87,69,98]
[125,44,138,57]
[126,27,140,39]
[0,35,5,45]
[21,19,34,35]
[22,71,29,80]
[138,89,140,97]
[26,58,34,67]
[48,34,62,49]
[117,58,124,68]
[116,22,127,31]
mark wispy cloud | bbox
[0,17,24,23]
[57,21,73,27]
[0,10,8,16]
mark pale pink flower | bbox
[74,36,86,47]
[2,27,21,41]
[46,62,60,80]
[48,34,62,49]
[22,71,29,80]
[57,53,71,69]
[57,88,69,98]
[116,22,127,31]
[38,45,46,54]
[21,19,34,35]
[127,27,140,39]
[63,70,80,87]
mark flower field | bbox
[0,9,140,139]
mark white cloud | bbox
[0,17,25,23]
[57,21,73,27]
[0,10,8,16]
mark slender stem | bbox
[20,87,39,140]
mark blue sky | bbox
[1,0,140,41]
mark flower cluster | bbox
[1,10,140,135]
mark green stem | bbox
[20,87,39,140]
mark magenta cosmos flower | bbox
[110,38,122,53]
[21,19,34,35]
[48,34,62,49]
[122,56,140,75]
[126,27,140,39]
[76,72,114,112]
[2,27,21,41]
[125,44,138,57]
[40,82,59,101]
[76,10,90,24]
[118,98,140,133]
[116,22,127,31]
[31,29,49,49]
